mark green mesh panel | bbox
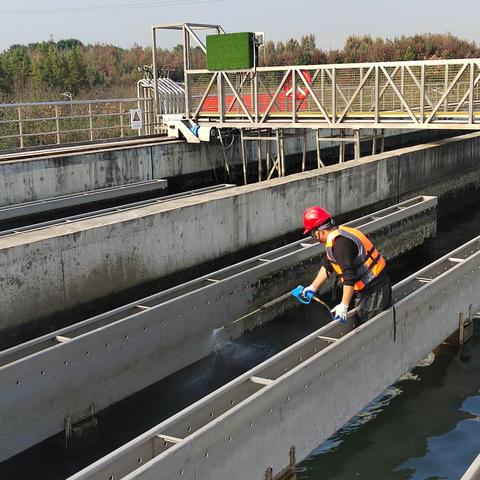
[206,32,255,70]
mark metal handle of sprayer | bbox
[291,285,359,323]
[291,285,332,312]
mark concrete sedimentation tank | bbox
[1,43,480,476]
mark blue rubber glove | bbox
[331,303,349,323]
[291,285,316,304]
[302,284,318,297]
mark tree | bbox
[0,58,13,98]
[65,46,88,94]
[56,39,83,50]
[344,35,374,63]
[2,46,31,96]
[1,32,479,103]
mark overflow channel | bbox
[69,230,480,480]
[0,184,235,238]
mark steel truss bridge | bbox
[152,23,480,130]
[150,23,480,184]
[153,24,480,131]
[186,59,480,130]
[151,26,480,132]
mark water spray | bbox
[214,286,333,335]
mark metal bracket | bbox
[64,404,96,449]
[250,376,275,386]
[317,335,338,343]
[265,446,297,480]
[156,434,182,444]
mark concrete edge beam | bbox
[0,129,440,197]
[0,184,235,239]
[462,453,480,480]
[1,132,478,250]
[0,179,168,221]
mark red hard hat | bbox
[303,206,331,234]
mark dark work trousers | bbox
[353,273,393,327]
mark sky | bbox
[0,0,479,52]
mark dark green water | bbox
[296,326,480,480]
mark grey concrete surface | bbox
[0,133,479,334]
[0,145,154,207]
[0,129,448,207]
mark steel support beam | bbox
[0,196,437,462]
[70,231,480,480]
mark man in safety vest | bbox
[302,206,392,325]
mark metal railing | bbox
[137,78,185,135]
[0,97,156,150]
[185,58,480,130]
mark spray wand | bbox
[215,285,333,333]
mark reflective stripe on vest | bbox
[325,225,386,292]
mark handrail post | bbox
[292,69,297,124]
[55,105,61,144]
[88,103,94,141]
[331,68,336,124]
[119,101,124,137]
[359,67,364,112]
[321,69,325,106]
[218,73,225,123]
[374,66,379,125]
[444,64,449,112]
[254,71,259,124]
[152,26,160,116]
[400,65,405,112]
[183,25,191,118]
[420,64,425,123]
[469,62,475,124]
[17,107,24,149]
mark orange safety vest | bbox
[325,225,386,292]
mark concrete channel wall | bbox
[0,129,448,206]
[1,133,480,333]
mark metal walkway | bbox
[0,184,234,238]
[186,59,480,131]
[70,230,480,480]
[0,196,436,463]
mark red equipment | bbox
[283,70,312,99]
[303,206,332,234]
